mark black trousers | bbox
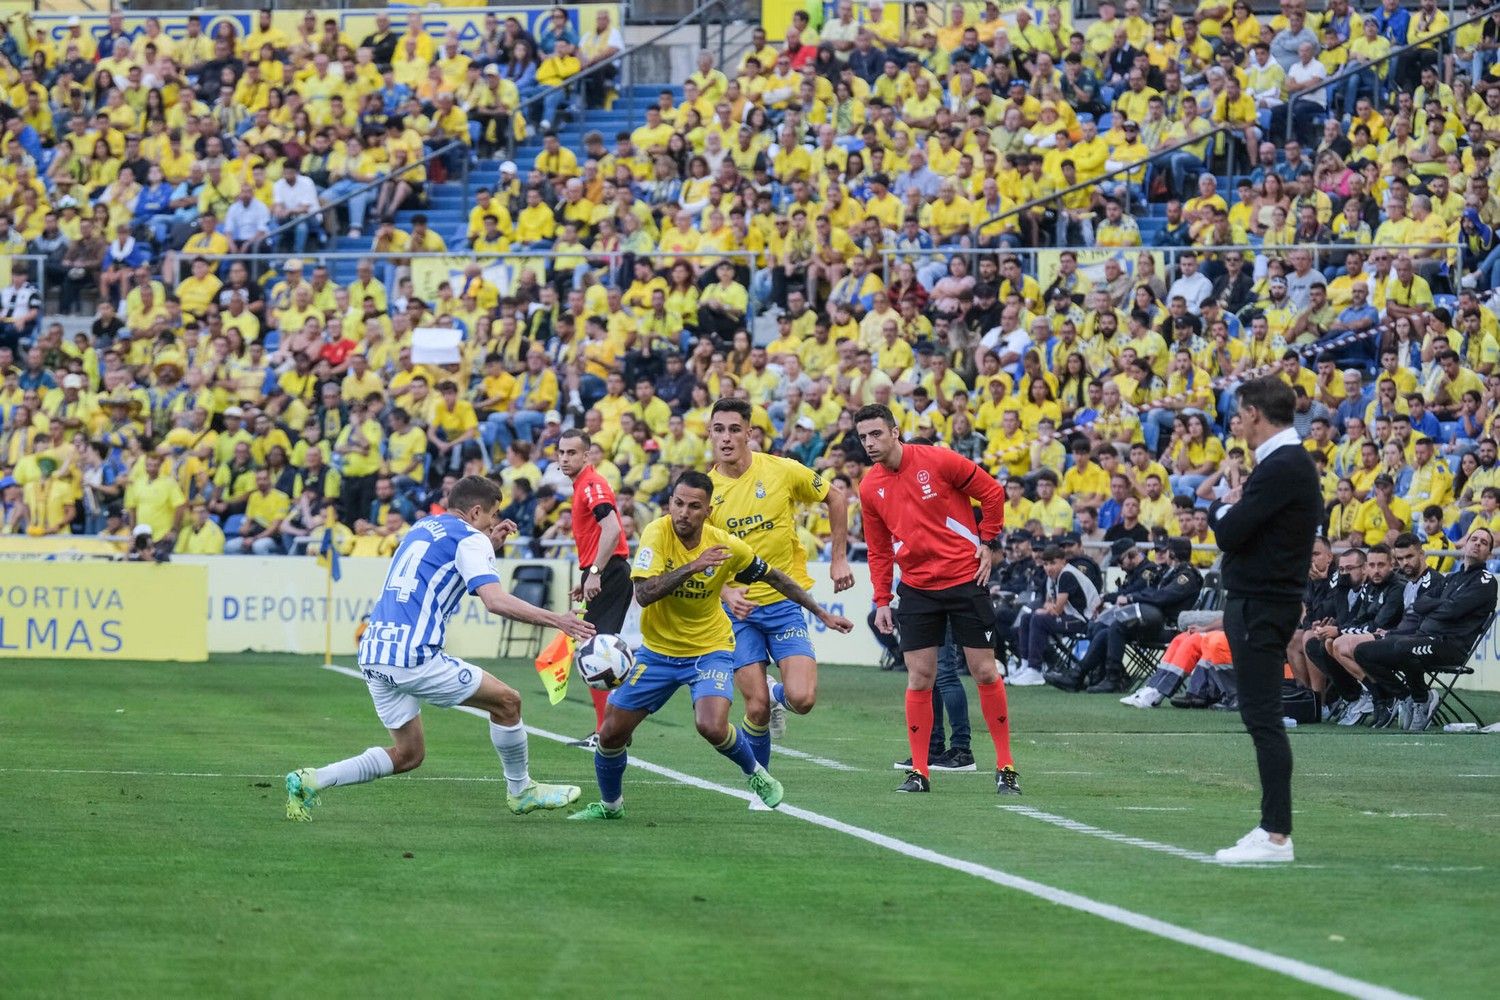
[1223,595,1299,836]
[1077,603,1166,675]
[1353,633,1465,701]
[1304,634,1362,700]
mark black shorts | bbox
[895,581,993,653]
[582,555,632,635]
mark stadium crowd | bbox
[0,0,1496,637]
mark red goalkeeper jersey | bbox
[859,443,1006,607]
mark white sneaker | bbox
[1008,666,1047,686]
[1121,688,1162,708]
[1337,691,1373,726]
[768,696,787,741]
[1214,827,1294,864]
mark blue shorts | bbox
[730,599,816,670]
[607,647,735,713]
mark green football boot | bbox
[284,768,320,822]
[507,781,582,814]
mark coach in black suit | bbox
[1206,377,1322,864]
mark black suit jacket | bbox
[1210,439,1322,601]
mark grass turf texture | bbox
[3,656,1498,998]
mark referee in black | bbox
[1206,377,1322,864]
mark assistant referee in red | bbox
[556,429,634,749]
[854,404,1019,796]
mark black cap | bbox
[1006,530,1031,545]
[1157,537,1192,561]
[1109,537,1137,560]
[1058,531,1081,546]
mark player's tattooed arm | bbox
[634,545,731,606]
[761,568,855,633]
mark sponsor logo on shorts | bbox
[458,668,473,684]
[775,627,809,642]
[362,666,395,685]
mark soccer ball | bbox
[575,634,634,690]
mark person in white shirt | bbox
[271,163,323,254]
[224,185,271,255]
[1277,42,1329,147]
[1166,250,1214,315]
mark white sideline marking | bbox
[318,663,1416,1000]
[772,745,860,771]
[1458,773,1500,778]
[0,766,686,786]
[1360,812,1446,819]
[1119,806,1188,812]
[1000,804,1220,864]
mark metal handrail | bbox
[1278,2,1500,141]
[259,139,466,245]
[971,124,1238,236]
[527,0,736,130]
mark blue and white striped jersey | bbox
[358,514,500,668]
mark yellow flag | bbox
[533,632,574,705]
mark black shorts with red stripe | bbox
[895,580,993,652]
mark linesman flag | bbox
[534,632,574,705]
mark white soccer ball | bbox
[575,633,634,690]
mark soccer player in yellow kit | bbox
[707,399,854,779]
[569,471,852,820]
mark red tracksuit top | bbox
[859,443,1006,607]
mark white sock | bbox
[490,721,531,796]
[316,747,393,789]
[1017,660,1030,673]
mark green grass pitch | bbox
[2,655,1498,998]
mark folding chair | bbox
[1424,611,1495,728]
[1121,575,1224,692]
[498,563,554,660]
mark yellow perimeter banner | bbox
[0,561,208,661]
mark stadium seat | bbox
[499,564,554,659]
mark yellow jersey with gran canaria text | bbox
[708,452,829,607]
[631,517,757,657]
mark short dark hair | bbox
[853,403,897,427]
[559,427,591,449]
[1368,543,1392,558]
[1393,532,1421,549]
[447,474,502,513]
[1236,375,1296,427]
[710,398,752,422]
[673,470,714,498]
[1041,545,1066,562]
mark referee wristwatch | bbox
[587,565,602,576]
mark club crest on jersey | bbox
[703,565,717,577]
[755,481,766,499]
[917,468,936,499]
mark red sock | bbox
[977,679,1014,768]
[590,687,609,730]
[904,688,934,776]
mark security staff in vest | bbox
[1204,376,1322,864]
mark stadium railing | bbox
[970,124,1239,240]
[259,138,469,251]
[1277,3,1500,144]
[876,242,1464,284]
[527,0,749,135]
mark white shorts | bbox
[359,654,485,729]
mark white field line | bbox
[0,767,686,785]
[999,804,1221,864]
[771,745,860,771]
[316,662,1416,1000]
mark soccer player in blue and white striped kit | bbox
[285,475,596,821]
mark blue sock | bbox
[715,726,760,776]
[769,682,786,708]
[593,744,627,805]
[741,716,771,769]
